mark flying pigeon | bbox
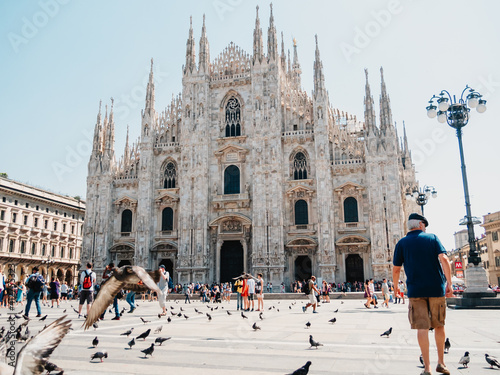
[305,321,311,329]
[82,265,161,330]
[127,338,135,349]
[241,312,248,319]
[380,327,392,337]
[444,338,451,354]
[92,336,99,347]
[141,343,155,358]
[136,329,151,341]
[0,316,71,375]
[44,361,63,373]
[458,351,470,368]
[286,361,312,375]
[485,354,500,368]
[120,328,134,337]
[155,337,171,346]
[252,323,261,331]
[90,351,108,362]
[309,335,323,349]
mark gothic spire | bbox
[364,69,377,135]
[280,31,286,69]
[403,121,410,156]
[124,124,130,165]
[145,59,155,116]
[198,14,210,73]
[184,16,196,75]
[292,38,301,87]
[313,35,325,98]
[252,6,264,65]
[379,66,393,133]
[105,98,115,155]
[267,3,278,62]
[92,100,102,153]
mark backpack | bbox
[26,275,43,292]
[82,270,92,289]
[168,278,174,289]
[302,280,310,295]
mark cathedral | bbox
[83,5,419,288]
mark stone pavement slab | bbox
[2,296,500,374]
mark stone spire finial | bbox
[184,16,196,75]
[145,59,155,115]
[253,5,264,65]
[267,3,277,61]
[199,14,210,73]
[379,66,393,132]
[364,68,377,135]
[313,34,325,97]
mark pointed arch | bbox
[161,158,177,189]
[221,90,244,138]
[290,148,310,180]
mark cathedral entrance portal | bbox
[345,254,364,283]
[159,259,174,279]
[118,260,131,267]
[220,240,243,283]
[294,255,312,282]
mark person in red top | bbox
[241,275,249,311]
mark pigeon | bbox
[136,329,151,341]
[328,318,336,324]
[44,361,63,373]
[206,313,212,321]
[72,308,79,314]
[334,309,338,313]
[259,312,264,320]
[380,327,392,337]
[140,317,151,324]
[90,351,108,362]
[82,265,162,330]
[170,311,176,316]
[309,335,323,349]
[92,322,98,331]
[485,354,500,368]
[419,354,424,366]
[157,314,162,319]
[177,312,182,317]
[92,336,99,347]
[167,317,172,323]
[444,338,451,354]
[141,343,155,358]
[252,322,261,331]
[286,361,312,375]
[241,312,248,319]
[180,307,184,311]
[127,338,135,349]
[194,308,200,313]
[227,311,232,316]
[120,328,134,337]
[39,315,48,321]
[458,351,470,368]
[63,309,66,313]
[0,316,72,375]
[183,314,189,320]
[155,337,171,346]
[305,321,311,329]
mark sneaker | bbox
[22,314,28,320]
[436,364,450,375]
[128,308,135,313]
[111,316,120,321]
[302,306,306,313]
[313,310,319,314]
[36,314,41,317]
[251,309,254,312]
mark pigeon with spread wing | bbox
[83,265,161,330]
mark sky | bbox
[1,0,499,251]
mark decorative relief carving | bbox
[221,220,242,232]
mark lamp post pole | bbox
[426,86,495,302]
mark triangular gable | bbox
[286,184,315,197]
[334,181,365,192]
[114,196,138,206]
[155,191,179,205]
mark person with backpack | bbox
[24,266,45,318]
[302,275,321,314]
[78,263,96,318]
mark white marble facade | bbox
[83,6,419,288]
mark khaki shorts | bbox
[308,293,316,304]
[408,297,446,330]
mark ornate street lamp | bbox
[426,86,495,301]
[406,185,437,215]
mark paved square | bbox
[3,296,500,374]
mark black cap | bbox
[408,212,428,227]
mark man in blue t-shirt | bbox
[393,213,453,375]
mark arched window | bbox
[225,97,241,137]
[224,165,240,194]
[293,152,308,180]
[295,200,309,225]
[161,207,174,231]
[121,209,133,232]
[163,162,177,189]
[344,197,359,223]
